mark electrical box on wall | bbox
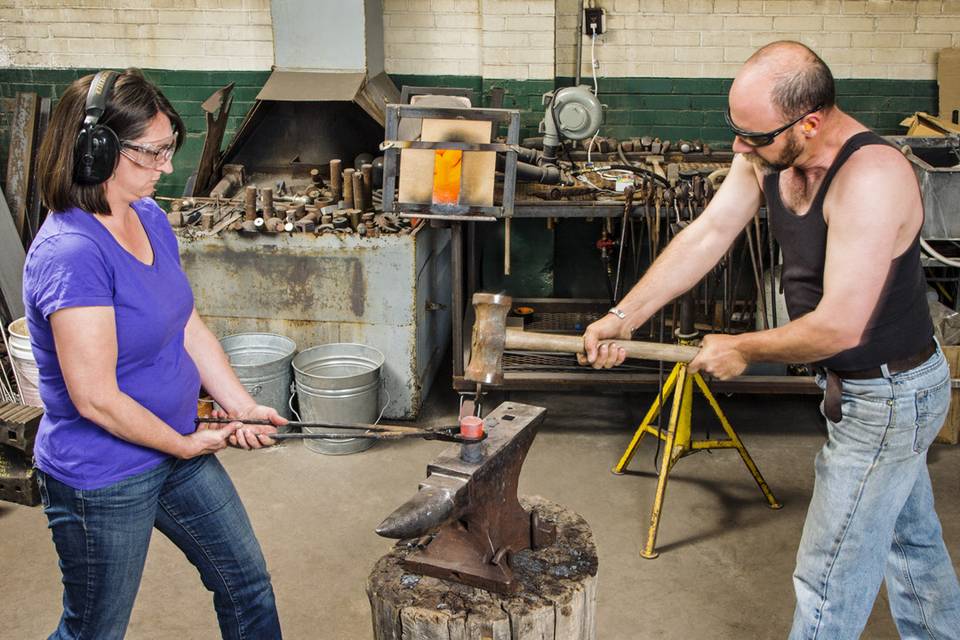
[584,7,605,35]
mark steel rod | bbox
[195,417,430,433]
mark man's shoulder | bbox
[832,139,914,191]
[825,135,921,227]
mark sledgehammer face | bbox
[374,402,554,593]
[465,292,512,385]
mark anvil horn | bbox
[375,475,465,539]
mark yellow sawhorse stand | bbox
[613,358,782,559]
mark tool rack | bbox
[378,99,818,395]
[440,147,820,396]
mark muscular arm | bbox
[50,306,235,458]
[581,154,763,366]
[617,155,763,327]
[693,148,919,377]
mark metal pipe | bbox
[361,163,373,209]
[352,171,366,211]
[343,168,356,208]
[244,185,257,221]
[495,155,570,185]
[398,212,497,222]
[575,0,584,86]
[262,187,274,218]
[329,159,343,200]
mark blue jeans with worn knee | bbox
[37,454,281,640]
[790,345,960,640]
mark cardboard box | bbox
[899,112,960,136]
[938,48,960,125]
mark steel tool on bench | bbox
[194,417,485,444]
[375,401,555,594]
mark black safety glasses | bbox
[724,104,823,147]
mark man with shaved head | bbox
[582,41,960,637]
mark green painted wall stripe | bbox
[1,68,939,202]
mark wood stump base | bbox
[367,496,598,640]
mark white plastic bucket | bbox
[7,318,42,407]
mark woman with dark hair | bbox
[24,68,284,639]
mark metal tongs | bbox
[193,417,486,444]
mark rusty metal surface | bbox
[4,92,39,244]
[177,225,451,419]
[375,402,556,594]
[191,83,234,197]
[221,101,384,172]
[0,444,39,506]
[0,401,44,455]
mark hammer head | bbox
[465,292,512,385]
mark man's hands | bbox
[687,333,748,379]
[578,313,750,379]
[577,314,633,369]
[197,404,288,451]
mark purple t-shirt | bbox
[23,198,201,490]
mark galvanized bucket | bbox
[292,343,384,455]
[7,318,42,407]
[220,333,297,431]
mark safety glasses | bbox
[724,104,822,148]
[119,132,178,169]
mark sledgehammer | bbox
[465,292,700,385]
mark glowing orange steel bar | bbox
[432,149,463,206]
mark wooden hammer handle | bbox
[505,328,699,363]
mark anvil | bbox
[375,402,556,593]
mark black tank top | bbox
[764,130,932,371]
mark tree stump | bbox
[366,496,598,640]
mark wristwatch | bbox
[608,307,627,320]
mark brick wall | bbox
[382,0,960,81]
[0,0,274,71]
[0,0,951,199]
[554,0,960,81]
[4,1,959,80]
[382,0,555,81]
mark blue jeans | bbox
[37,455,281,640]
[790,346,960,639]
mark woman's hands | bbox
[197,404,288,451]
[179,423,240,459]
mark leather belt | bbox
[822,340,937,423]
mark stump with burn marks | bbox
[366,496,598,640]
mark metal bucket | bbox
[292,343,384,455]
[7,318,41,407]
[220,333,297,431]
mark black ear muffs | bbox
[73,70,120,186]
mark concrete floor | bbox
[3,380,959,639]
